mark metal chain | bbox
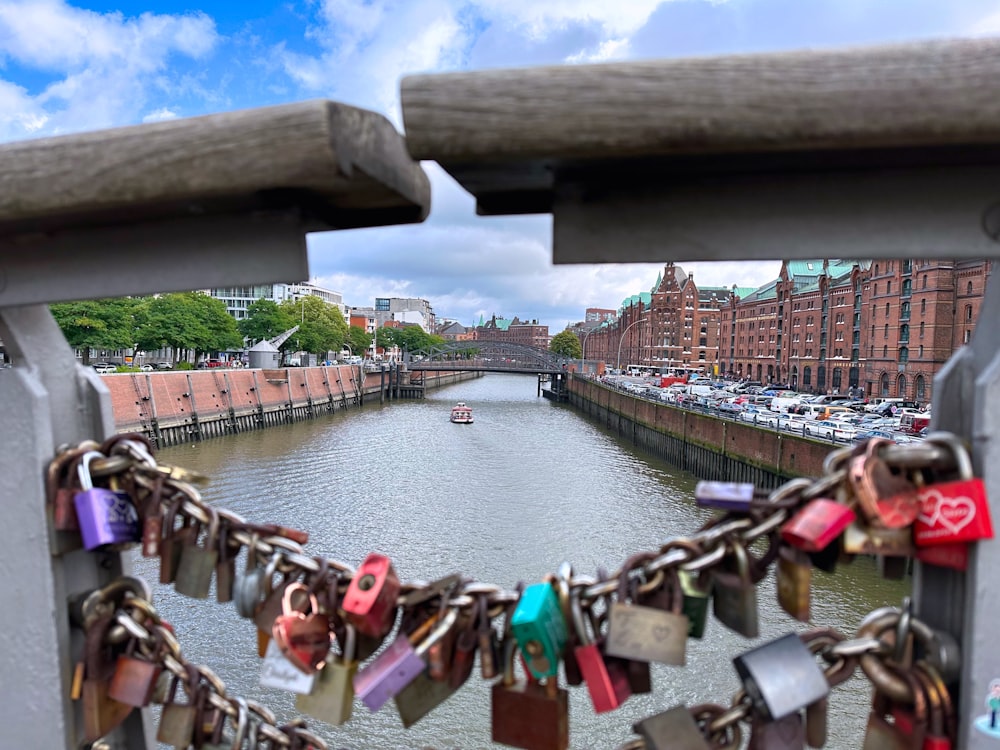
[64,433,966,749]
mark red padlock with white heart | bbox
[913,434,994,547]
[272,583,331,675]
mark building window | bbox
[887,281,892,294]
[883,345,888,357]
[884,324,889,337]
[803,366,811,386]
[921,299,926,314]
[881,373,890,396]
[919,345,924,358]
[916,375,926,402]
[967,305,974,322]
[899,347,909,363]
[922,275,928,289]
[968,281,974,295]
[897,374,907,396]
[885,303,890,317]
[832,368,842,390]
[875,264,880,275]
[919,322,925,338]
[965,330,972,343]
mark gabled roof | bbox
[731,286,756,300]
[620,292,651,312]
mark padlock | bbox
[849,439,921,528]
[233,538,266,619]
[491,632,569,750]
[842,520,915,557]
[914,434,994,546]
[631,705,712,750]
[733,632,829,721]
[156,665,200,748]
[296,623,357,726]
[863,689,914,750]
[74,450,140,550]
[342,552,401,638]
[695,480,758,511]
[271,582,330,674]
[776,545,812,623]
[553,562,583,687]
[747,712,806,750]
[108,637,162,707]
[914,664,953,750]
[394,666,460,728]
[478,593,501,680]
[678,568,711,639]
[605,563,688,666]
[214,513,239,602]
[159,501,191,585]
[712,539,759,638]
[353,608,457,712]
[888,668,930,748]
[510,581,568,680]
[571,586,631,713]
[139,475,165,558]
[174,505,220,599]
[915,542,969,572]
[781,498,857,551]
[448,603,479,689]
[427,606,461,682]
[79,613,135,742]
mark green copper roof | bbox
[786,260,823,277]
[732,286,756,299]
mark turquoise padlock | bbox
[510,582,567,679]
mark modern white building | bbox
[207,282,346,321]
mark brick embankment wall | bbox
[566,375,831,488]
[103,366,480,447]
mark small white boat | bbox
[450,402,474,424]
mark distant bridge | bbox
[406,340,575,374]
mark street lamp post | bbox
[616,316,648,372]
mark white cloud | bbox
[0,0,218,139]
[566,37,631,63]
[142,107,179,123]
[471,0,668,39]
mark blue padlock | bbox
[510,582,567,679]
[73,451,140,550]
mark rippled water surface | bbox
[139,373,909,749]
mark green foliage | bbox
[49,297,144,364]
[278,297,347,357]
[176,361,195,370]
[238,300,296,344]
[550,329,582,358]
[346,325,371,356]
[133,292,242,361]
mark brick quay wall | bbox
[566,375,831,488]
[103,366,480,447]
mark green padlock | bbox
[510,582,567,680]
[678,569,712,639]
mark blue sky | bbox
[4,0,999,331]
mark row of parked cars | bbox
[90,361,172,374]
[599,375,928,445]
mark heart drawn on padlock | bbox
[271,583,331,675]
[919,488,976,535]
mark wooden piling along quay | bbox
[400,38,1000,749]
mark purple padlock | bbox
[353,609,457,712]
[695,480,758,512]
[74,451,140,550]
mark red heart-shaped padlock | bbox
[271,583,331,674]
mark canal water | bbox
[138,373,908,749]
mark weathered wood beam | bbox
[0,100,430,238]
[402,38,1000,263]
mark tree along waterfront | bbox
[135,372,907,749]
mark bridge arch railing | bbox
[407,339,575,373]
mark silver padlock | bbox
[732,633,829,721]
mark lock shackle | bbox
[569,587,594,648]
[413,607,459,657]
[616,551,657,603]
[231,697,250,750]
[77,450,107,491]
[856,609,951,704]
[923,432,974,480]
[281,582,319,616]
